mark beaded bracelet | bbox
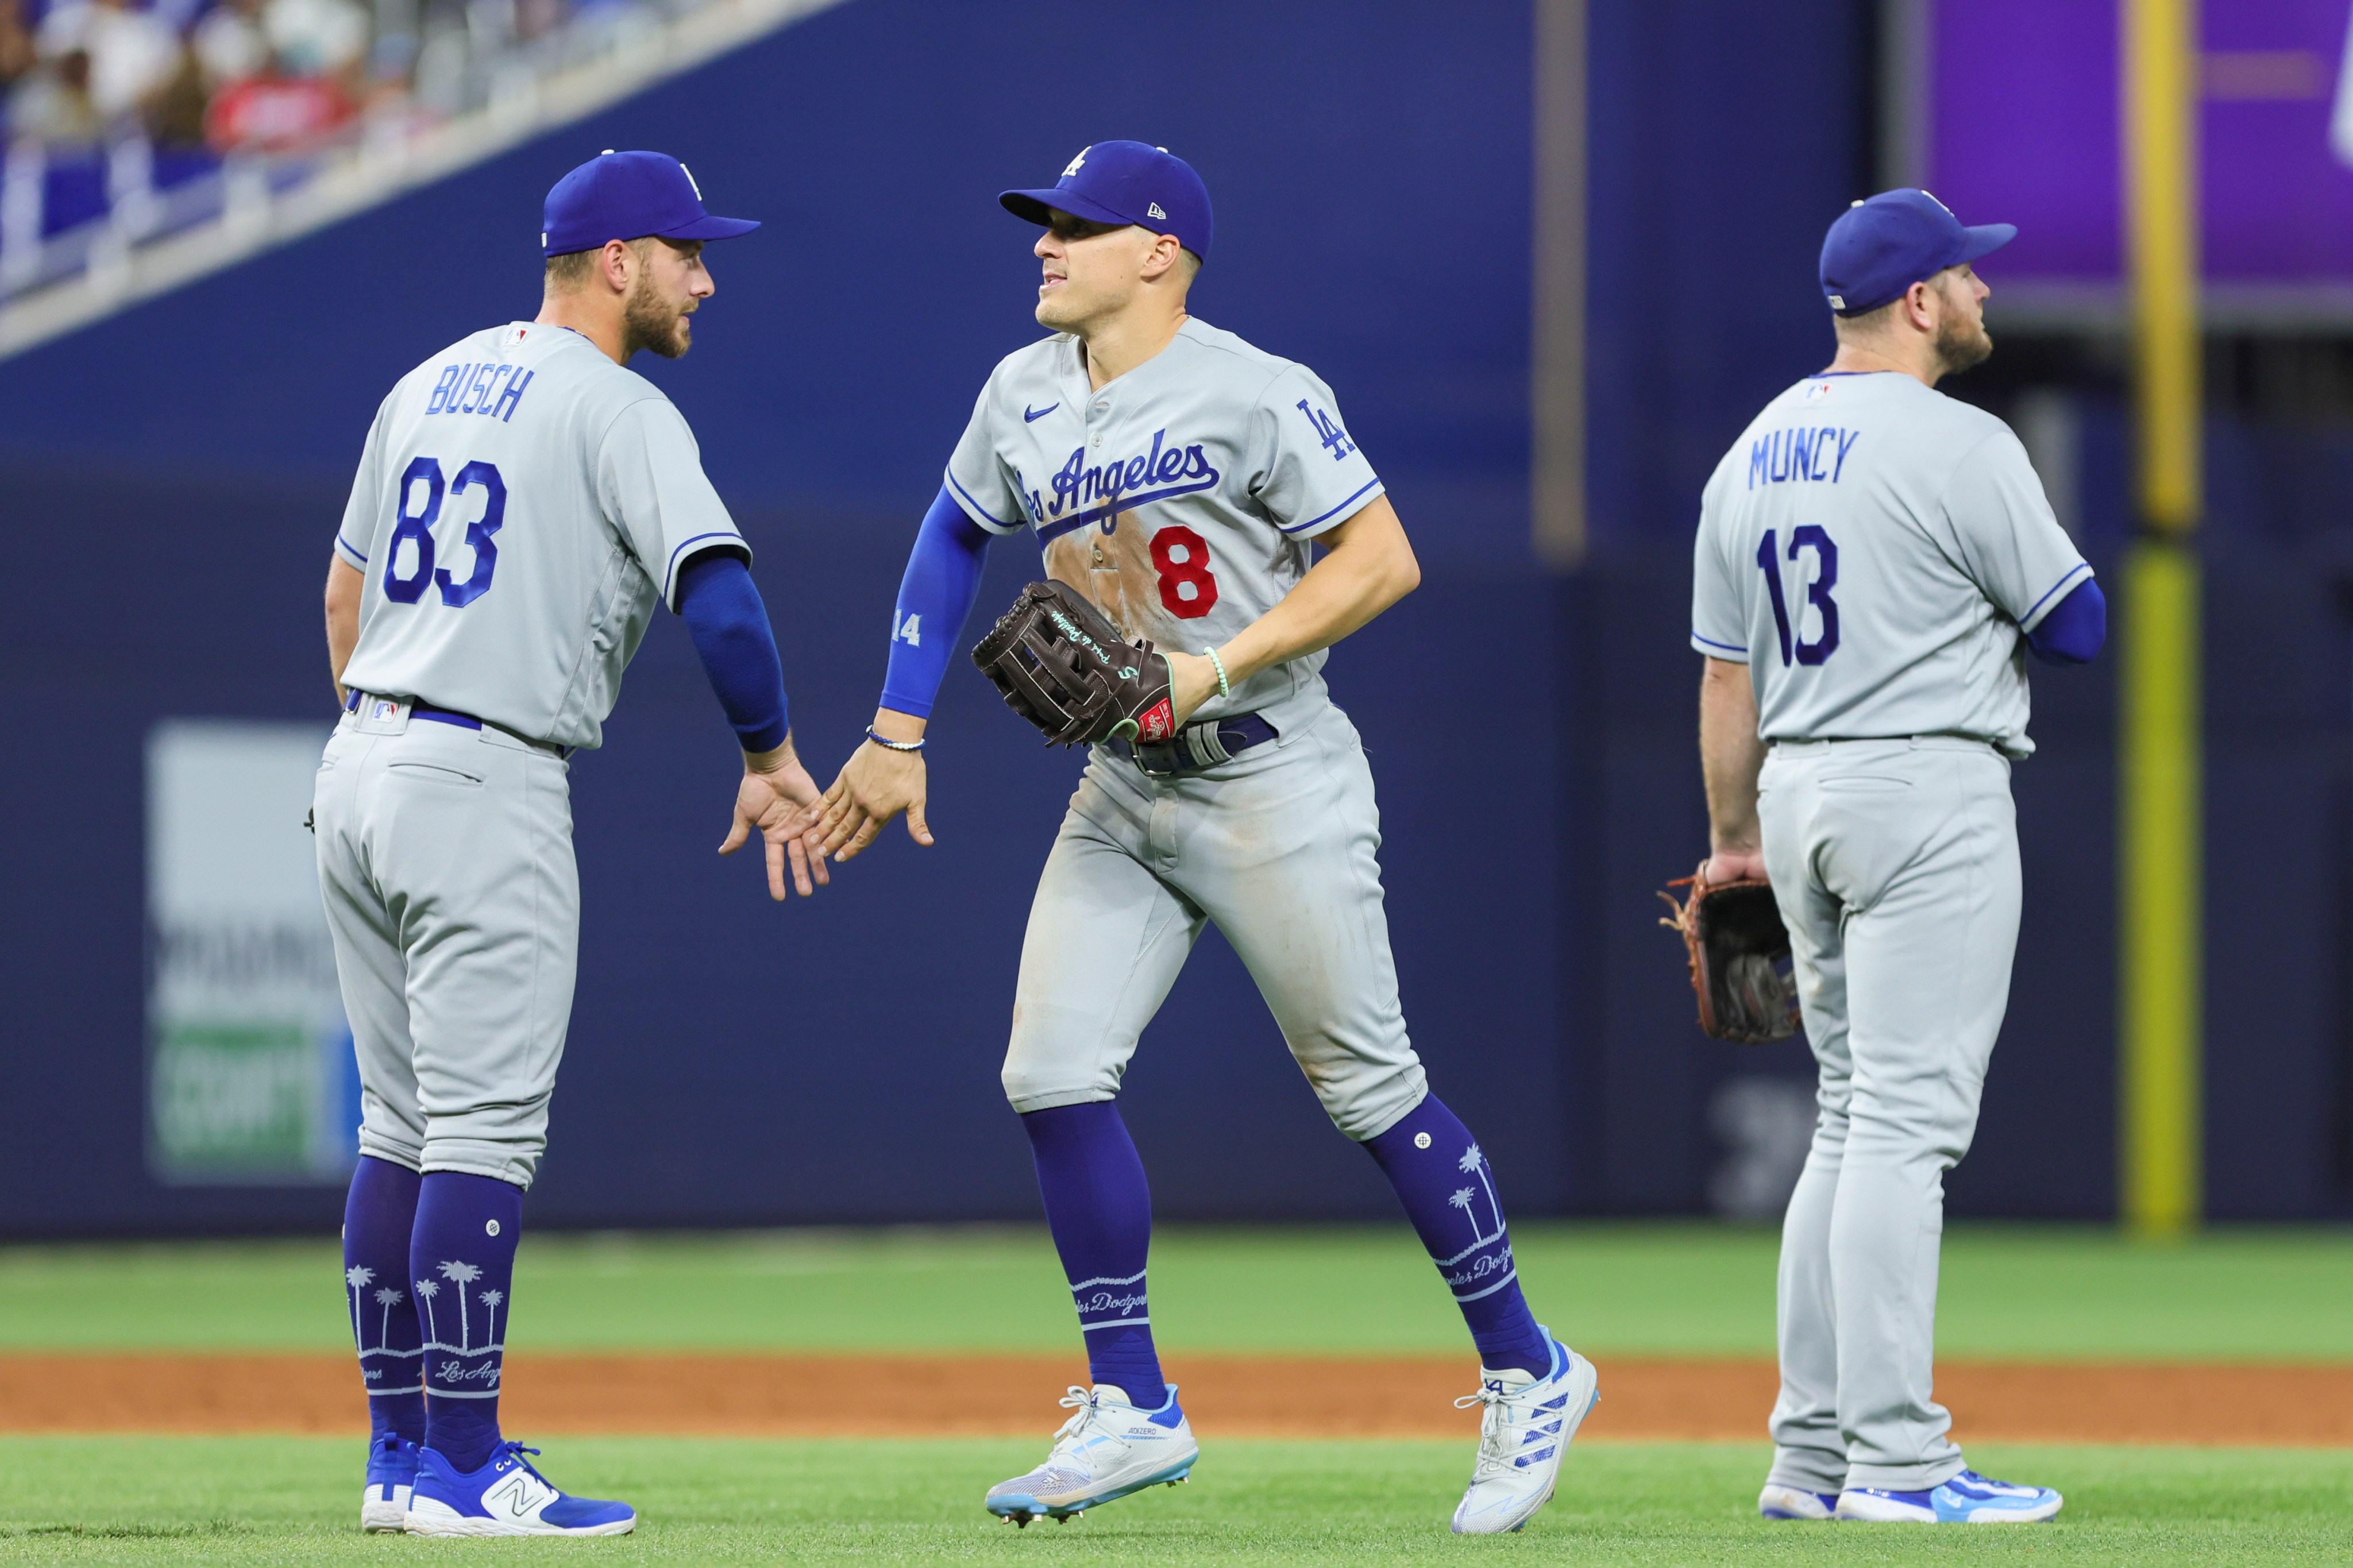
[866,727,926,753]
[1205,646,1232,701]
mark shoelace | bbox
[1454,1380,1534,1475]
[1046,1387,1110,1459]
[489,1441,551,1487]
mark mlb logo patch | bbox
[1803,381,1833,401]
[372,701,398,721]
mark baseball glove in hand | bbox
[1658,867,1802,1042]
[971,580,1178,747]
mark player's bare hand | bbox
[1165,650,1219,726]
[718,740,831,901]
[1702,849,1768,886]
[816,711,934,863]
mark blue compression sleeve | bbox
[677,551,790,752]
[2026,577,2106,665]
[878,485,994,719]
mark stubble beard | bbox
[622,275,692,360]
[1936,311,1992,377]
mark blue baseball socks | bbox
[1020,1102,1168,1409]
[343,1155,425,1446]
[409,1171,524,1473]
[1363,1095,1552,1377]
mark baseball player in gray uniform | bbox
[1691,190,2105,1524]
[813,142,1595,1536]
[317,151,826,1536]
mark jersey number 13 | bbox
[1757,525,1839,666]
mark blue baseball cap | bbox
[1819,189,2015,316]
[1000,141,1213,261]
[542,150,759,257]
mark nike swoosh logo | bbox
[1024,403,1058,422]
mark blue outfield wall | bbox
[2,0,2347,1232]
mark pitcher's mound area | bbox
[2,1353,2346,1445]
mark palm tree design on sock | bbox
[476,1289,504,1350]
[414,1277,441,1348]
[437,1261,484,1353]
[1448,1187,1479,1246]
[1459,1143,1503,1244]
[345,1266,375,1350]
[373,1285,404,1350]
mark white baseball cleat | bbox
[1835,1469,2063,1523]
[403,1441,636,1536]
[984,1384,1199,1526]
[1450,1331,1599,1535]
[1758,1482,1841,1520]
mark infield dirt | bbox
[2,1352,2344,1445]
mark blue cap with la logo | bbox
[1819,188,2013,316]
[541,149,761,257]
[1000,141,1213,261]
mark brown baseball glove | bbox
[970,580,1178,747]
[1658,866,1802,1042]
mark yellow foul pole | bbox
[2119,0,2202,1236]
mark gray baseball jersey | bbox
[942,316,1384,725]
[1692,372,2086,1494]
[335,320,748,750]
[1688,370,2089,757]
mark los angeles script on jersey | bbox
[1748,426,1861,489]
[1031,427,1219,542]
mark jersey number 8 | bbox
[385,455,508,608]
[1150,524,1219,619]
[1758,524,1839,666]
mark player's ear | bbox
[600,238,635,294]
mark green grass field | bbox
[1,1438,2348,1565]
[3,1224,2350,1563]
[6,1222,2351,1358]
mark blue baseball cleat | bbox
[403,1440,636,1536]
[1836,1469,2063,1523]
[360,1434,419,1532]
[1757,1483,1840,1520]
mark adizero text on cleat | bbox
[984,1384,1199,1523]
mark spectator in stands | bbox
[191,0,269,91]
[8,44,102,146]
[0,0,36,98]
[34,0,180,126]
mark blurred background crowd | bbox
[0,0,673,283]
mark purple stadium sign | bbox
[1924,0,2353,309]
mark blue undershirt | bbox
[2024,577,2105,666]
[676,550,790,753]
[879,485,995,719]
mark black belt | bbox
[1118,712,1279,778]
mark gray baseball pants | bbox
[1757,736,2020,1494]
[313,701,578,1188]
[1002,702,1429,1141]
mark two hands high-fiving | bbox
[727,650,1228,898]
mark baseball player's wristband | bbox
[866,727,925,753]
[1205,646,1231,701]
